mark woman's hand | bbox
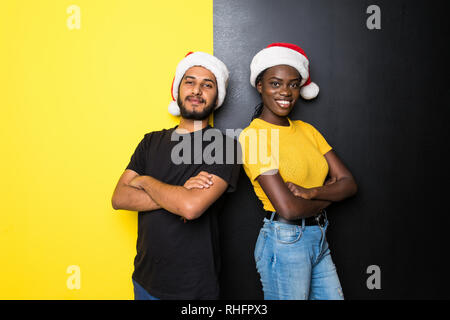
[286,177,337,199]
[324,176,337,186]
[286,182,317,199]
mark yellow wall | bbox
[0,0,213,299]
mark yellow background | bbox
[0,0,213,299]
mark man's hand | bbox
[129,175,147,190]
[126,171,228,221]
[182,171,213,223]
[183,171,213,189]
[130,171,214,190]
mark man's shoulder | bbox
[142,126,177,140]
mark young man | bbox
[111,52,240,300]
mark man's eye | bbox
[203,83,213,88]
[185,81,193,85]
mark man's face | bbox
[177,66,218,120]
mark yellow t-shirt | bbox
[239,117,332,212]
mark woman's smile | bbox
[256,65,301,125]
[274,99,292,109]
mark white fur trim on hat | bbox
[300,81,319,100]
[250,46,310,88]
[168,52,229,116]
[168,100,180,116]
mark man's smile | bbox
[186,96,205,105]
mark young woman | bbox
[239,43,358,300]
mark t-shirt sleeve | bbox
[199,136,241,193]
[203,162,240,193]
[125,134,149,175]
[305,122,332,155]
[238,128,279,181]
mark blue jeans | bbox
[132,279,160,300]
[254,215,344,300]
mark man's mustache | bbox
[185,96,205,103]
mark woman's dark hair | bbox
[251,69,267,121]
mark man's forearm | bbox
[137,176,195,219]
[112,184,161,212]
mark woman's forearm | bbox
[287,197,332,219]
[310,177,358,202]
[258,173,332,220]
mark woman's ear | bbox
[256,81,262,94]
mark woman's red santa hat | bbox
[250,42,319,100]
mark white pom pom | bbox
[168,100,180,116]
[300,82,319,100]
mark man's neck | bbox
[176,117,210,133]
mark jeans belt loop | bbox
[301,217,306,230]
[270,211,276,222]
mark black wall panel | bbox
[214,0,450,299]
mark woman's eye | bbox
[270,82,280,87]
[291,83,300,88]
[203,83,212,88]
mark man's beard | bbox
[177,95,217,120]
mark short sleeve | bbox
[125,134,149,175]
[303,122,332,155]
[238,128,279,181]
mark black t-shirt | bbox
[126,125,240,300]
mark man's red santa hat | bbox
[168,51,229,116]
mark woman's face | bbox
[257,65,302,119]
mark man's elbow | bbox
[179,201,205,221]
[111,195,122,210]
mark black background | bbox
[214,0,450,299]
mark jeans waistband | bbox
[265,210,328,227]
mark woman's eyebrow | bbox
[268,76,301,81]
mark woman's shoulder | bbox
[292,119,316,131]
[240,119,263,132]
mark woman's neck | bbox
[259,107,290,126]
